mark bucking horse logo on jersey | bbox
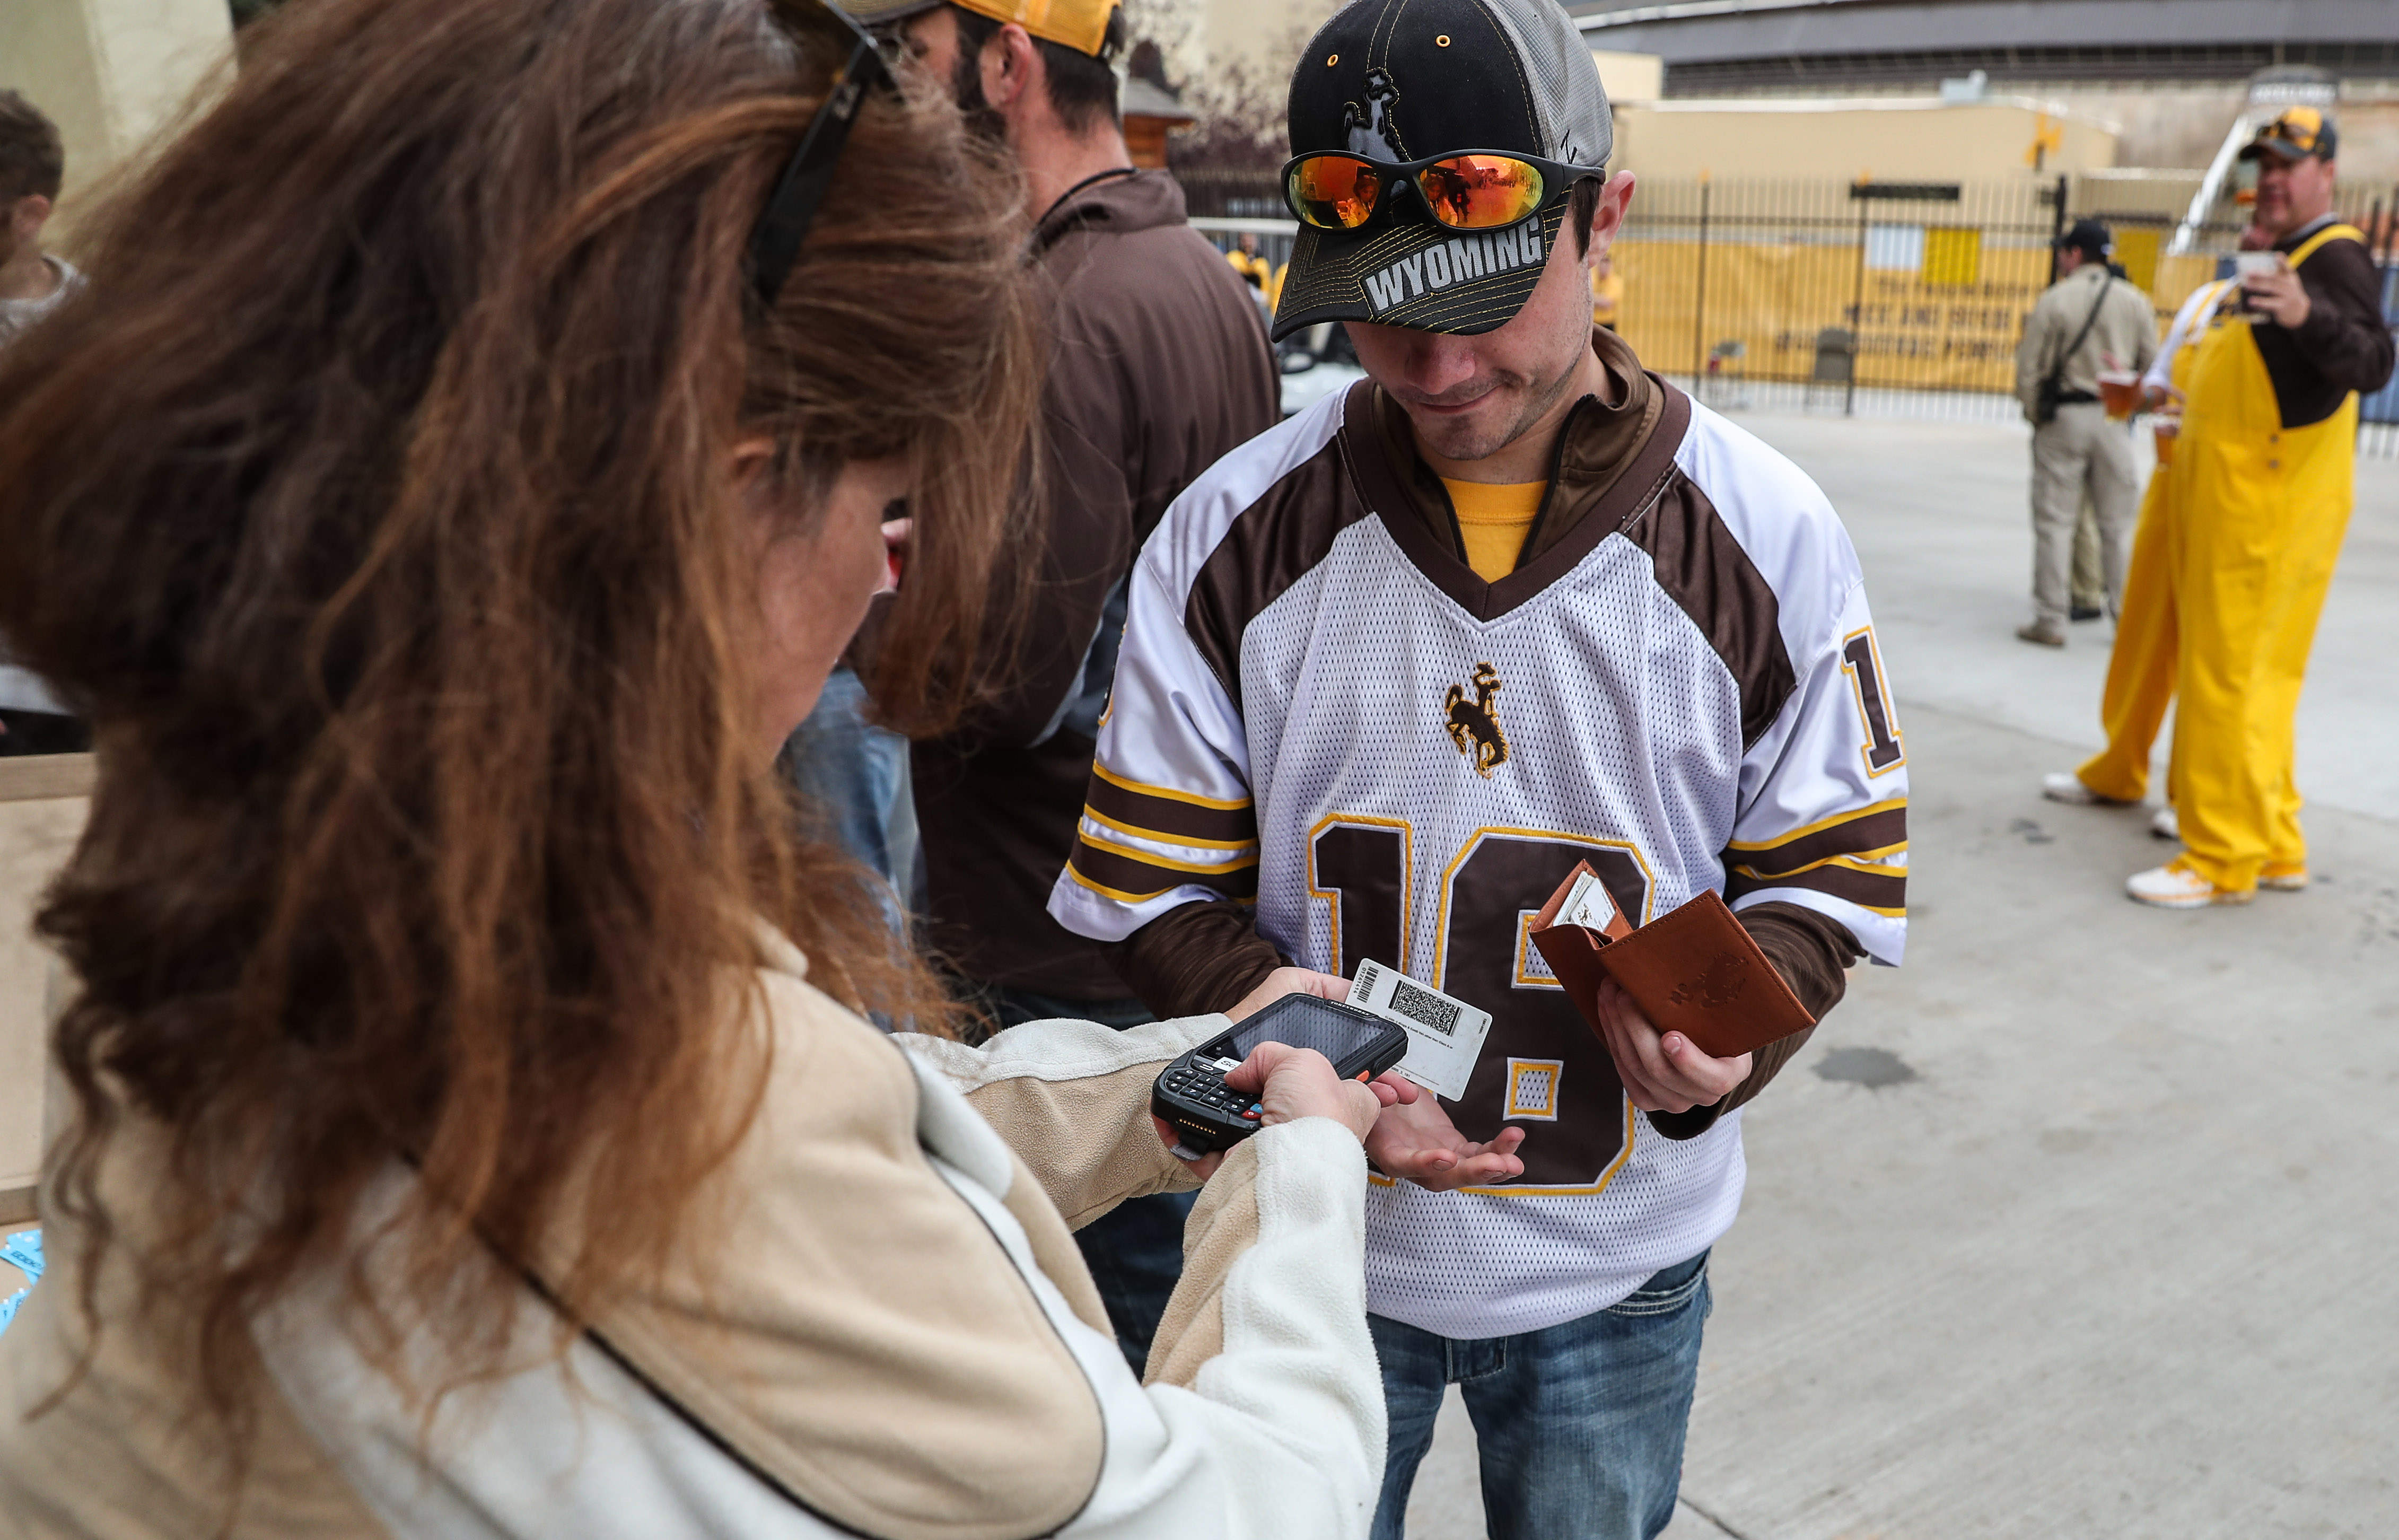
[1443,662,1509,777]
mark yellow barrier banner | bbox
[1613,236,2222,396]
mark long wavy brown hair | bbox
[0,0,1035,1461]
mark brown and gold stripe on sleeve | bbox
[1066,765,1261,906]
[1080,763,1260,850]
[1722,798,1907,916]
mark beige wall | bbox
[1612,96,2118,183]
[1591,49,1662,104]
[0,758,90,1226]
[0,0,232,240]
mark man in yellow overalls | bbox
[2041,269,2237,834]
[2112,108,2394,908]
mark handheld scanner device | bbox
[1152,993,1408,1155]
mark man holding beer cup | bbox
[2013,218,2157,647]
[2050,108,2393,908]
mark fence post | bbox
[1846,198,1866,417]
[2047,173,2068,285]
[1693,177,1711,389]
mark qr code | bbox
[1390,977,1460,1037]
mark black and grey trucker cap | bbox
[1271,0,1611,342]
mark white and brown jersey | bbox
[1048,333,1907,1337]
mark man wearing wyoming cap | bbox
[852,0,1278,1373]
[1048,2,1906,1534]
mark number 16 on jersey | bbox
[1350,960,1493,1100]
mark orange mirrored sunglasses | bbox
[1284,150,1589,233]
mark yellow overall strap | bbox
[2286,222,2366,269]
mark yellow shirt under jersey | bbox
[1442,478,1546,582]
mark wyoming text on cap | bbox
[1272,0,1610,342]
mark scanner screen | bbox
[1226,995,1388,1065]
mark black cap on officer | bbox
[2057,219,2112,265]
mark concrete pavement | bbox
[1407,412,2399,1539]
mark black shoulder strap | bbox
[2048,274,2113,391]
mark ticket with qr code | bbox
[1349,960,1493,1101]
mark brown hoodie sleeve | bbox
[1646,900,1859,1140]
[1104,897,1287,1019]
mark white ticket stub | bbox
[1350,960,1493,1101]
[1555,869,1623,933]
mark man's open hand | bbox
[1364,1093,1526,1192]
[1593,977,1750,1114]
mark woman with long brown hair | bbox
[0,0,1400,1534]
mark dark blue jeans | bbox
[990,984,1195,1380]
[777,666,915,903]
[1369,1250,1712,1540]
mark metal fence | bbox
[1172,167,2399,456]
[1617,174,2398,455]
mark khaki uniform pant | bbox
[2029,402,2139,630]
[2071,499,2106,611]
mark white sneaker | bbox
[2126,861,2253,909]
[2042,773,2124,806]
[2259,862,2308,891]
[2150,804,2179,841]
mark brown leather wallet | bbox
[1529,862,1814,1061]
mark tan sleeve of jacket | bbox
[1140,1134,1262,1388]
[896,1013,1218,1230]
[576,968,1113,1540]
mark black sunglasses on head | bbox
[748,0,897,307]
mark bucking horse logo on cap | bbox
[1443,662,1509,777]
[1344,67,1402,162]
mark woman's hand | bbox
[1152,1041,1417,1178]
[1154,966,1419,1176]
[1227,1042,1386,1141]
[1225,965,1350,1022]
[1593,977,1750,1114]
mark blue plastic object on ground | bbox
[1,1230,39,1282]
[0,1229,41,1341]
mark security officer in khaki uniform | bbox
[2013,219,2158,645]
[2113,107,2394,908]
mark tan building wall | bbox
[1591,49,1662,104]
[1612,96,2118,183]
[0,0,232,237]
[0,758,89,1226]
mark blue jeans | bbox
[777,667,915,905]
[1369,1250,1712,1540]
[990,984,1195,1379]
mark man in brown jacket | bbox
[859,0,1280,1372]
